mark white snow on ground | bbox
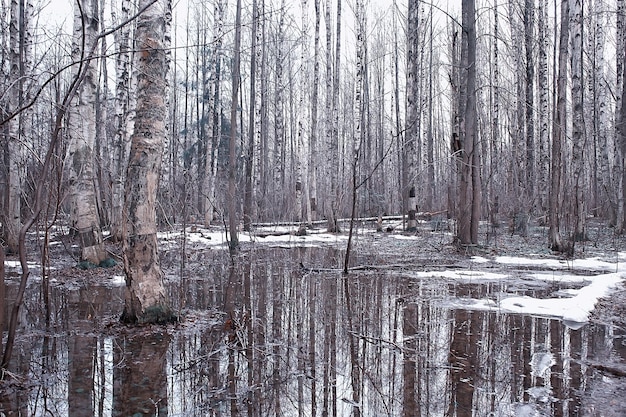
[157,228,624,324]
[157,226,348,249]
[466,255,626,324]
[4,260,39,269]
[5,227,623,326]
[412,270,509,280]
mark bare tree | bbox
[110,0,135,242]
[3,0,32,254]
[405,0,420,232]
[66,0,108,264]
[570,0,586,240]
[457,0,481,246]
[227,0,242,250]
[121,0,175,323]
[537,0,550,212]
[549,0,569,252]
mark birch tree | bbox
[405,0,419,232]
[524,0,535,206]
[110,0,134,242]
[549,0,569,252]
[570,0,586,240]
[309,0,321,222]
[3,0,32,255]
[66,0,108,264]
[121,0,175,324]
[457,0,481,246]
[617,0,626,232]
[325,0,341,232]
[537,0,550,212]
[202,0,225,227]
[227,0,242,249]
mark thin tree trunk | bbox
[67,0,107,265]
[4,0,28,255]
[570,0,585,241]
[524,0,535,205]
[244,0,259,231]
[538,0,550,213]
[228,0,242,250]
[458,0,480,246]
[274,0,286,217]
[405,0,419,232]
[592,0,612,221]
[324,0,338,232]
[549,0,569,252]
[617,0,626,232]
[110,0,134,242]
[309,0,320,223]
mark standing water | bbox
[1,245,624,416]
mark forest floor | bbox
[3,215,626,415]
[351,216,626,417]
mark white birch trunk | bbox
[549,0,569,252]
[111,0,135,242]
[569,0,585,239]
[66,0,107,264]
[4,0,30,254]
[202,0,225,226]
[538,0,550,212]
[295,0,309,225]
[592,0,613,221]
[309,0,320,222]
[324,0,335,231]
[405,0,419,232]
[122,0,174,323]
[273,0,286,212]
[618,0,626,232]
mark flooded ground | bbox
[1,222,626,416]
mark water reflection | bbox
[0,246,624,416]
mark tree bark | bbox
[524,0,535,205]
[570,0,586,241]
[110,0,134,242]
[549,0,569,252]
[67,0,107,265]
[228,0,242,250]
[405,0,419,232]
[121,0,175,324]
[3,0,31,255]
[538,0,550,213]
[457,0,480,246]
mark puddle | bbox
[1,247,624,416]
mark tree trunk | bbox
[274,0,286,218]
[110,0,134,242]
[121,0,175,324]
[617,0,626,232]
[405,0,419,231]
[309,0,320,223]
[4,0,30,255]
[244,0,260,231]
[524,0,535,205]
[67,0,107,265]
[592,0,612,221]
[549,0,569,252]
[228,0,242,250]
[538,0,550,213]
[617,4,626,236]
[458,0,480,246]
[570,0,585,241]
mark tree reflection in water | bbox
[0,246,623,416]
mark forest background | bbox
[2,0,626,318]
